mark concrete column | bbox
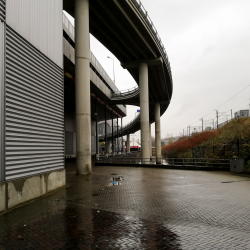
[105,106,108,156]
[155,103,161,164]
[95,99,99,160]
[112,112,114,155]
[127,134,130,153]
[75,0,91,175]
[117,116,119,153]
[121,118,123,153]
[139,63,150,160]
[107,140,112,154]
[149,123,152,158]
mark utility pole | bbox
[231,109,232,120]
[187,127,188,136]
[212,119,214,130]
[107,56,115,83]
[189,125,191,136]
[215,110,218,129]
[200,118,203,131]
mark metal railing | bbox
[97,157,230,168]
[112,86,139,99]
[167,158,230,167]
[129,0,172,81]
[99,115,140,140]
[97,157,167,165]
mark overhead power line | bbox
[190,84,250,126]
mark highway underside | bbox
[1,160,250,249]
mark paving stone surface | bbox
[1,159,250,249]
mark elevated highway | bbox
[63,0,173,170]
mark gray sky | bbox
[65,0,250,141]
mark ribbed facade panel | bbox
[0,0,5,21]
[0,21,4,182]
[6,0,62,68]
[5,26,64,181]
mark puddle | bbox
[113,176,124,181]
[109,182,122,186]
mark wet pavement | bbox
[1,159,250,249]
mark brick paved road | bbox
[1,159,250,249]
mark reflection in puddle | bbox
[113,176,124,181]
[109,182,122,186]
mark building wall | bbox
[0,0,5,21]
[3,1,64,181]
[5,26,64,181]
[0,21,4,182]
[6,0,63,68]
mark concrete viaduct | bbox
[63,0,173,173]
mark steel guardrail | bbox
[97,157,230,167]
[129,0,172,82]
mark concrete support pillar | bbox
[105,106,108,156]
[149,123,152,158]
[117,116,119,153]
[95,99,99,160]
[112,112,114,155]
[75,0,91,175]
[139,63,150,160]
[107,140,112,154]
[121,118,123,153]
[127,134,130,153]
[155,103,161,164]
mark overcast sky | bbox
[65,0,250,141]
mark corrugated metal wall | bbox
[6,0,63,68]
[0,0,5,21]
[0,21,4,182]
[5,26,64,181]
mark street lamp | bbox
[107,56,115,84]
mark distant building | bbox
[235,110,249,119]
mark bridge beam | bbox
[139,63,150,160]
[155,103,161,164]
[75,0,91,175]
[121,57,162,69]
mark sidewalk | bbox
[1,159,250,249]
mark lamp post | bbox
[107,56,115,84]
